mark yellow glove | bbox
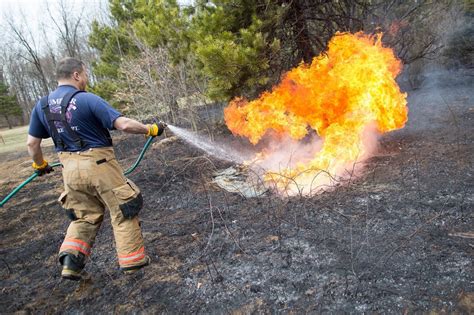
[32,160,54,176]
[146,122,167,137]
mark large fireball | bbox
[224,32,408,196]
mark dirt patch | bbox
[1,81,472,313]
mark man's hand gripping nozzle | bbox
[146,121,168,137]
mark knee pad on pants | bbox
[111,179,143,219]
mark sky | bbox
[0,0,111,60]
[0,0,194,18]
[0,0,194,56]
[0,0,194,39]
[0,0,110,43]
[0,0,109,22]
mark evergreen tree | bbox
[88,0,193,110]
[132,0,191,62]
[89,0,281,103]
[190,1,280,100]
[88,0,141,105]
[0,81,22,129]
[89,0,454,106]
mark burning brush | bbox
[224,32,408,196]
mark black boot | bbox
[59,253,85,281]
[121,255,151,275]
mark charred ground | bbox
[1,76,473,313]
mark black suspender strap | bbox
[40,96,65,150]
[40,90,86,150]
[59,90,85,149]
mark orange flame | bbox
[225,32,408,196]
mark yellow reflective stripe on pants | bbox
[118,246,146,266]
[60,239,91,256]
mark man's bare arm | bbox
[27,135,44,165]
[113,117,149,134]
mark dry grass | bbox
[0,126,53,154]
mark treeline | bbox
[0,0,472,129]
[0,0,103,128]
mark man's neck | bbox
[58,80,81,90]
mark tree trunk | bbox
[4,115,13,129]
[292,1,315,63]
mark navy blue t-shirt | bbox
[29,85,122,152]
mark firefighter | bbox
[27,57,166,280]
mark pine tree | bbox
[190,1,280,100]
[92,1,449,104]
[89,0,281,103]
[88,0,141,105]
[0,82,22,129]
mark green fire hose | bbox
[0,136,155,208]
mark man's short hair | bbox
[56,57,85,80]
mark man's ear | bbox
[72,72,80,81]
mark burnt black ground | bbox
[1,72,473,313]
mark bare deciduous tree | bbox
[118,30,208,130]
[4,10,50,95]
[45,0,86,59]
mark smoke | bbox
[398,2,473,89]
[245,124,381,196]
[250,134,323,171]
[396,4,473,133]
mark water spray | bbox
[167,124,248,164]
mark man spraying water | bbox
[27,57,167,280]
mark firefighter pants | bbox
[57,147,147,269]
